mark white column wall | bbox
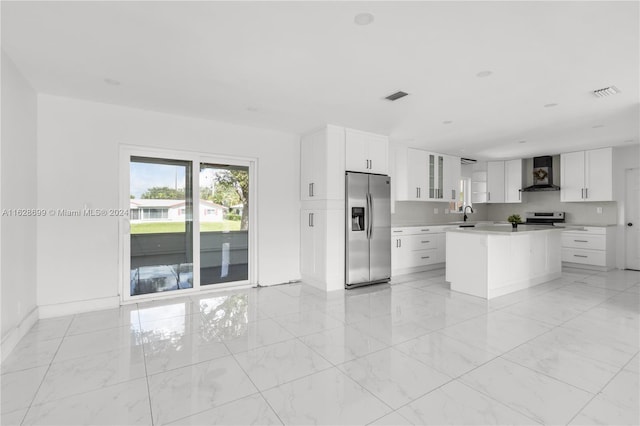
[1,51,39,354]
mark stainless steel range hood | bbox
[521,156,560,192]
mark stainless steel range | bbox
[525,211,565,226]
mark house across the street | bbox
[129,199,227,222]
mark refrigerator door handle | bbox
[369,193,374,239]
[365,193,372,239]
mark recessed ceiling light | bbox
[476,70,493,78]
[385,91,409,101]
[354,12,374,26]
[592,124,605,128]
[246,106,259,112]
[518,140,527,144]
[592,86,621,98]
[543,103,558,108]
[442,120,453,125]
[103,78,121,86]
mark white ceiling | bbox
[2,1,638,160]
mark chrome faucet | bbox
[463,205,474,222]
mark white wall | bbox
[36,95,300,315]
[1,51,39,351]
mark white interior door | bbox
[625,168,640,270]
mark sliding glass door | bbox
[123,149,253,301]
[129,157,193,296]
[199,163,249,285]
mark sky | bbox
[130,161,217,199]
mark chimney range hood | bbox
[521,156,560,192]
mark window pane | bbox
[129,157,193,296]
[199,163,249,285]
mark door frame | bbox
[624,167,639,270]
[119,145,258,304]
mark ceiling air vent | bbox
[461,158,477,165]
[592,86,621,98]
[385,91,409,101]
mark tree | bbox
[213,170,249,230]
[141,186,185,200]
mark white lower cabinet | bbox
[300,208,344,291]
[561,226,615,270]
[391,226,447,275]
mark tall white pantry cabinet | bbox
[300,125,389,291]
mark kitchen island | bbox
[445,225,565,299]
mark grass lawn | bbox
[131,220,241,234]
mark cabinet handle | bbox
[518,189,521,201]
[573,254,588,258]
[421,228,430,232]
[421,256,430,259]
[370,159,373,170]
[399,239,402,248]
[585,188,588,199]
[488,192,491,201]
[393,230,403,233]
[452,189,455,200]
[581,188,585,199]
[574,240,588,243]
[421,240,430,243]
[308,183,312,197]
[309,213,314,227]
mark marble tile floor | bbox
[1,267,638,425]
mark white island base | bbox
[445,226,562,299]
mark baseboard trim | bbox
[38,296,120,319]
[562,261,612,272]
[1,306,39,362]
[392,262,445,277]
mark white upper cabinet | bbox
[560,151,585,202]
[395,147,428,200]
[345,128,389,175]
[395,147,460,202]
[471,167,488,204]
[504,159,523,203]
[561,147,612,202]
[443,155,462,202]
[300,125,345,201]
[487,159,522,203]
[585,148,613,201]
[426,152,444,200]
[487,161,506,203]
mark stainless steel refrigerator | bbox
[345,172,391,289]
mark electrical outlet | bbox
[596,207,603,214]
[434,208,439,214]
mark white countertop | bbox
[393,222,615,229]
[445,224,575,234]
